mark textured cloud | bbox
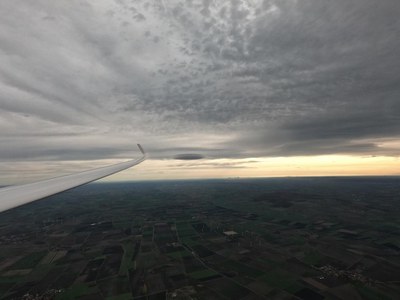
[0,0,400,181]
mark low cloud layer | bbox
[1,0,400,178]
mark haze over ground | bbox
[1,0,400,184]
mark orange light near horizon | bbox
[1,154,399,186]
[102,154,400,181]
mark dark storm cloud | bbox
[1,0,400,170]
[174,154,204,160]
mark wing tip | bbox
[137,144,145,155]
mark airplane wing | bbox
[0,144,146,213]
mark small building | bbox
[223,230,238,241]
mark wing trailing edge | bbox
[0,145,146,213]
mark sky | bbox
[1,0,400,184]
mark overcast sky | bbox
[1,0,400,183]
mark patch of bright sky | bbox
[1,154,399,186]
[102,155,400,181]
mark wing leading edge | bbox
[0,144,146,213]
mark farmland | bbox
[0,178,399,299]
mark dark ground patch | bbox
[134,291,166,300]
[81,258,104,283]
[205,278,252,300]
[51,271,78,289]
[96,254,122,280]
[97,276,131,298]
[365,262,400,282]
[192,245,215,258]
[103,245,123,255]
[183,257,205,273]
[295,287,324,300]
[8,251,47,270]
[3,281,36,300]
[28,267,64,295]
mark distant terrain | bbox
[0,177,399,299]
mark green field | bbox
[167,249,191,260]
[189,268,219,280]
[8,251,47,270]
[119,241,135,276]
[259,270,303,294]
[218,260,264,278]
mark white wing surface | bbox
[0,144,146,213]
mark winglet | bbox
[137,144,145,156]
